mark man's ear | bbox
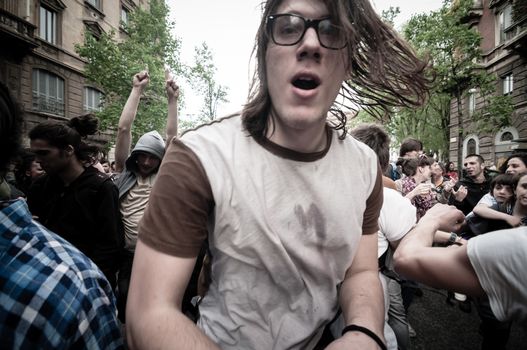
[65,145,75,156]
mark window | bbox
[468,89,476,116]
[497,4,512,44]
[467,139,477,155]
[86,0,101,9]
[39,6,56,44]
[495,127,519,166]
[32,69,65,116]
[502,73,513,95]
[121,6,130,27]
[84,87,103,112]
[500,132,514,142]
[495,127,519,145]
[463,135,480,160]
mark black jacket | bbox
[449,171,494,215]
[27,167,123,287]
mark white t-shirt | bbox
[378,188,417,257]
[467,227,527,325]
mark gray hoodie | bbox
[115,130,165,199]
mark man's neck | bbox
[471,172,485,184]
[266,122,328,153]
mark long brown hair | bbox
[242,0,432,141]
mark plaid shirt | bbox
[0,199,124,349]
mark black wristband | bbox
[341,324,387,350]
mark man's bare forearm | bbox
[127,305,219,350]
[115,87,143,171]
[339,270,385,335]
[165,94,178,147]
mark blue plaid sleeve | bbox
[0,200,124,349]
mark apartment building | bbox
[449,0,527,168]
[0,0,148,147]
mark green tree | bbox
[401,0,513,166]
[188,42,229,122]
[381,6,400,27]
[75,0,183,143]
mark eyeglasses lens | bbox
[270,15,345,50]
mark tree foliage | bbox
[75,0,183,143]
[381,6,400,27]
[187,42,229,122]
[399,0,513,164]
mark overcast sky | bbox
[166,0,444,118]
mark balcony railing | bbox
[32,93,65,117]
[0,6,37,46]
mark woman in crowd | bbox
[500,153,527,175]
[396,155,436,221]
[445,161,459,182]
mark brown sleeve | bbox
[362,162,383,235]
[138,138,213,257]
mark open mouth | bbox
[292,75,320,90]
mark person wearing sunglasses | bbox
[126,1,430,349]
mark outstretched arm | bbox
[114,71,150,173]
[394,204,485,296]
[473,204,522,227]
[164,67,179,149]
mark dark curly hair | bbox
[28,113,100,164]
[242,0,432,141]
[0,82,23,172]
[399,154,434,177]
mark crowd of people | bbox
[1,0,526,349]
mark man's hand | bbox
[452,185,468,202]
[420,203,465,233]
[133,70,150,91]
[413,183,432,197]
[165,66,180,100]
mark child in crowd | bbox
[465,174,517,236]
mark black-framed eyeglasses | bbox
[267,14,347,50]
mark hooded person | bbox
[113,71,179,322]
[115,130,165,199]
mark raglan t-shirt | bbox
[467,227,527,325]
[139,115,383,349]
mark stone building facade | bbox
[0,0,148,148]
[449,0,527,169]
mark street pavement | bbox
[407,286,526,349]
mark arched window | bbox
[495,127,519,168]
[32,69,65,116]
[495,127,519,145]
[501,132,514,142]
[84,87,103,112]
[463,134,480,160]
[467,139,477,154]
